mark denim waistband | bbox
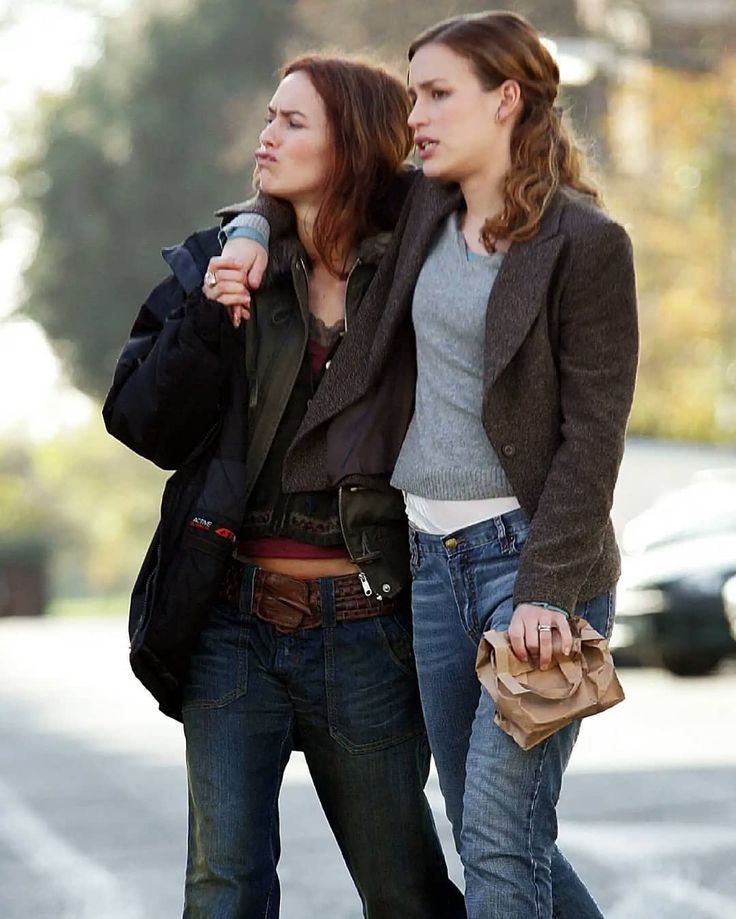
[409,507,530,556]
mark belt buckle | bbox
[259,572,314,633]
[272,599,309,633]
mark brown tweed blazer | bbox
[232,175,639,615]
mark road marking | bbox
[0,775,143,919]
[608,876,736,918]
[560,820,736,862]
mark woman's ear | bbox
[495,79,523,124]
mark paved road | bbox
[1,615,735,918]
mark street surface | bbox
[1,614,735,918]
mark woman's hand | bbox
[202,238,269,328]
[508,603,572,670]
[202,255,252,327]
[223,237,268,327]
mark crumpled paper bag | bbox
[475,616,625,750]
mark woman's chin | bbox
[257,175,279,195]
[420,158,453,181]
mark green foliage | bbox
[15,0,293,398]
[0,419,166,599]
[8,1,736,443]
[605,64,735,441]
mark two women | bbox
[224,11,638,919]
[104,57,463,917]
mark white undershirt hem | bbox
[404,493,521,537]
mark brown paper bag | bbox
[475,616,625,750]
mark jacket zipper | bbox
[338,485,380,598]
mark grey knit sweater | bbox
[391,212,514,499]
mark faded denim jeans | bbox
[409,508,613,919]
[181,562,465,919]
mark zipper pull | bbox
[357,572,373,597]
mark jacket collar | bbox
[266,231,391,286]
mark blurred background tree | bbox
[12,0,292,397]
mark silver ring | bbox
[537,624,553,632]
[204,270,217,287]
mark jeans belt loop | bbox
[319,576,337,629]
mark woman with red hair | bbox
[104,55,463,919]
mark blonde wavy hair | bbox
[408,11,602,250]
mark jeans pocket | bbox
[375,611,416,674]
[575,588,616,639]
[324,615,426,753]
[181,601,250,710]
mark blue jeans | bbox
[409,509,614,919]
[181,563,465,918]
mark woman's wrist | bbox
[527,600,569,619]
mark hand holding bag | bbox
[475,616,625,750]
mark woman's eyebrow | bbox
[267,105,307,119]
[408,78,447,92]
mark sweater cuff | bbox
[219,213,270,250]
[513,579,578,622]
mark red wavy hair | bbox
[274,55,413,275]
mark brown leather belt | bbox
[220,559,401,633]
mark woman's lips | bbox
[255,150,278,165]
[415,139,439,160]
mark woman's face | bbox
[408,42,507,184]
[256,71,331,205]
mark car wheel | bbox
[661,650,723,677]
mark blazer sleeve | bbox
[512,219,639,614]
[102,240,228,470]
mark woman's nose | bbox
[259,121,277,146]
[407,101,424,130]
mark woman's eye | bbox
[264,116,274,125]
[432,89,449,100]
[288,121,303,129]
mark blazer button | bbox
[502,443,516,457]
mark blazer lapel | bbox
[483,200,564,389]
[293,182,566,438]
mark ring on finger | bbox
[537,624,553,632]
[204,270,217,287]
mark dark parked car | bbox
[611,471,736,676]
